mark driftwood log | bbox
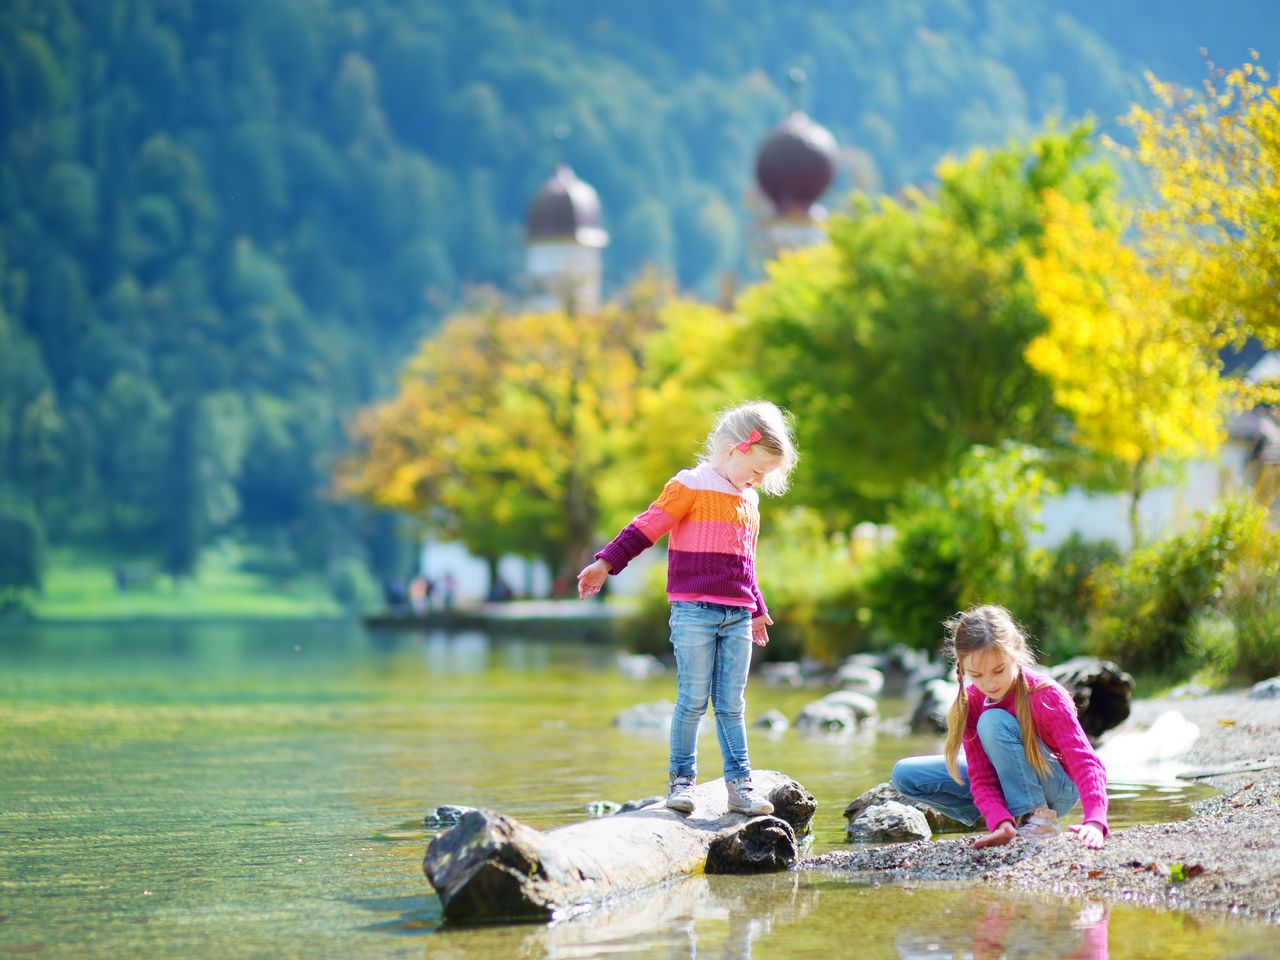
[424,770,816,922]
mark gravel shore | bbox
[806,686,1280,923]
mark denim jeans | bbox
[890,709,1080,827]
[668,600,755,782]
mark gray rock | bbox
[818,689,879,721]
[759,661,805,688]
[753,708,790,731]
[613,700,675,731]
[794,701,859,733]
[843,781,968,834]
[424,804,477,828]
[909,678,959,733]
[833,662,886,696]
[845,801,932,843]
[1248,677,1280,699]
[615,652,665,679]
[1046,656,1134,740]
[1168,682,1212,699]
[616,795,664,813]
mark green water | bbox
[1,621,1276,958]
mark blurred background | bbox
[2,0,1278,686]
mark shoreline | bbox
[806,687,1280,923]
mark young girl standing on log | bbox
[891,604,1109,848]
[578,401,798,816]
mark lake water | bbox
[1,620,1277,958]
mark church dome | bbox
[754,111,838,218]
[526,165,608,247]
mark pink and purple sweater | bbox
[595,462,767,619]
[963,668,1110,834]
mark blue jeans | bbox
[891,709,1080,826]
[668,601,755,782]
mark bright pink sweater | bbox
[963,668,1109,834]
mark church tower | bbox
[524,165,608,313]
[751,70,839,262]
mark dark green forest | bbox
[0,0,1274,599]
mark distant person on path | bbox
[442,573,456,609]
[577,401,798,816]
[891,604,1109,849]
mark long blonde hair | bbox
[942,604,1050,784]
[700,401,799,496]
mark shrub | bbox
[0,506,44,612]
[1091,496,1264,676]
[861,444,1056,649]
[1028,532,1120,663]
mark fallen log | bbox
[424,770,816,922]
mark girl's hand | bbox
[971,820,1016,849]
[1069,821,1106,849]
[576,559,611,599]
[751,614,773,647]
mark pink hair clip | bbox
[736,429,762,453]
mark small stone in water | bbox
[585,800,621,816]
[424,804,476,828]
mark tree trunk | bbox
[424,771,816,922]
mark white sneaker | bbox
[726,777,774,815]
[666,774,696,813]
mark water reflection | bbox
[422,872,820,959]
[897,895,1109,960]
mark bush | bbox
[0,506,44,611]
[1091,496,1264,676]
[1027,533,1120,663]
[1217,524,1280,682]
[327,557,382,614]
[861,444,1056,649]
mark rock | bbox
[753,708,790,731]
[1168,682,1212,699]
[1046,656,1134,740]
[615,652,665,679]
[424,804,477,829]
[1248,677,1280,700]
[794,700,859,733]
[818,690,878,721]
[705,816,798,874]
[833,662,886,696]
[842,781,967,834]
[759,661,805,688]
[613,700,675,731]
[616,796,664,813]
[909,678,958,734]
[585,800,621,816]
[845,801,932,843]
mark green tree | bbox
[741,128,1113,526]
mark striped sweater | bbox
[963,668,1110,834]
[595,462,767,619]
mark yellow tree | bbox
[1025,191,1233,546]
[1111,53,1280,369]
[597,298,752,532]
[338,291,658,590]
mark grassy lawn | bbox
[30,550,345,621]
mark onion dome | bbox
[526,165,608,247]
[754,111,839,218]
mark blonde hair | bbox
[701,401,798,496]
[941,604,1051,783]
